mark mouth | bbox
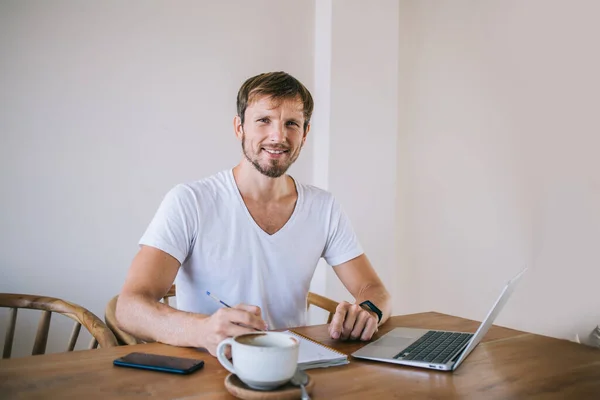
[262,147,289,158]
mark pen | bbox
[206,291,232,308]
[206,291,266,331]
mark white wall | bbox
[326,0,400,304]
[311,0,399,307]
[0,0,315,357]
[307,0,333,323]
[397,0,600,344]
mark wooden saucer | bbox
[224,373,315,400]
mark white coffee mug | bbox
[216,331,299,390]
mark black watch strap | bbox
[359,300,382,323]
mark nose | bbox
[268,123,285,143]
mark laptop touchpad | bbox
[372,336,415,348]
[353,335,416,359]
[353,328,431,358]
[360,328,429,354]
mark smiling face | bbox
[235,95,309,178]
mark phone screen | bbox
[114,352,205,374]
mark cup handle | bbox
[216,338,236,374]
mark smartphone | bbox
[113,352,205,375]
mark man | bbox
[116,71,391,356]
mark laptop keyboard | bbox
[393,331,474,364]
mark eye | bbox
[286,120,300,127]
[257,117,270,123]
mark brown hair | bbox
[237,71,314,132]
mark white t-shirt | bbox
[139,169,363,329]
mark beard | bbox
[241,133,302,178]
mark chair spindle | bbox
[3,307,18,359]
[32,310,52,355]
[67,322,82,351]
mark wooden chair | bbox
[1,293,118,359]
[105,285,339,345]
[307,291,339,323]
[104,285,176,345]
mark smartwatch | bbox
[359,300,382,323]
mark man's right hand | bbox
[199,304,268,357]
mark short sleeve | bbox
[322,197,364,266]
[138,184,199,265]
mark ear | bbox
[301,123,310,146]
[233,115,243,140]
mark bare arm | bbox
[328,254,392,341]
[116,245,266,354]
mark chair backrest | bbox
[105,286,176,345]
[105,285,339,345]
[307,292,339,323]
[1,293,118,359]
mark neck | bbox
[232,160,295,202]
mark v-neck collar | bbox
[228,168,303,240]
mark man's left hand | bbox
[328,301,378,341]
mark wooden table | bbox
[1,312,599,399]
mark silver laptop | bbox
[352,268,527,371]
